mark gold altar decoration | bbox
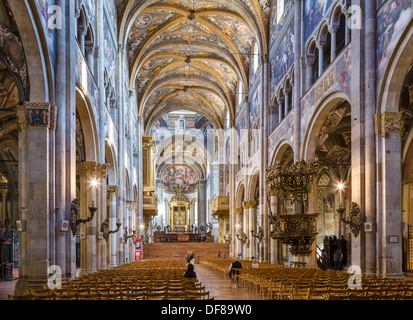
[266,159,320,256]
[169,188,190,232]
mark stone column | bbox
[284,87,291,116]
[350,0,364,270]
[278,96,285,122]
[329,26,338,62]
[107,185,119,268]
[364,0,377,275]
[76,162,102,276]
[1,189,7,232]
[305,56,316,92]
[269,190,279,264]
[375,112,404,276]
[242,201,250,259]
[317,41,325,76]
[294,0,302,160]
[234,208,243,259]
[248,200,258,260]
[343,7,351,46]
[98,165,108,270]
[198,180,207,233]
[15,102,53,294]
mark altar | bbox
[169,189,190,232]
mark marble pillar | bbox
[375,112,404,276]
[242,201,250,259]
[364,0,377,275]
[76,162,106,276]
[107,185,119,268]
[15,102,54,294]
[198,181,207,233]
[234,208,243,259]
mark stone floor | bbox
[0,270,19,300]
[0,266,256,300]
[194,264,258,300]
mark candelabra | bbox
[100,219,121,241]
[123,227,137,243]
[224,233,232,243]
[336,202,364,237]
[70,198,97,236]
[251,227,264,243]
[236,232,248,245]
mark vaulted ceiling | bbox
[116,0,271,131]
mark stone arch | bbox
[75,86,100,162]
[269,139,294,167]
[247,169,260,202]
[105,138,117,186]
[7,0,51,102]
[125,169,131,201]
[378,21,413,113]
[235,182,245,210]
[301,91,351,161]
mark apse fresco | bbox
[161,164,199,193]
[304,0,332,41]
[270,22,294,96]
[377,0,412,80]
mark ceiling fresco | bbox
[117,0,270,130]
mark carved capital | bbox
[25,102,52,129]
[77,161,98,179]
[107,185,119,198]
[375,112,404,136]
[268,188,279,197]
[234,208,243,216]
[98,163,108,180]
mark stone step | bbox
[142,242,230,264]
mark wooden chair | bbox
[145,290,167,300]
[8,294,33,300]
[187,290,211,300]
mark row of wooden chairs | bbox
[200,258,413,300]
[9,259,214,300]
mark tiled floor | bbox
[194,264,258,300]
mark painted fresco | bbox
[304,0,332,41]
[84,0,96,28]
[268,112,294,164]
[77,50,100,122]
[377,0,412,80]
[270,22,294,96]
[0,1,30,99]
[249,83,261,128]
[299,45,352,144]
[237,110,247,137]
[269,0,293,50]
[161,164,199,193]
[104,0,117,33]
[103,14,117,84]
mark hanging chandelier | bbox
[266,159,320,256]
